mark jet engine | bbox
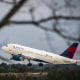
[10,55,24,61]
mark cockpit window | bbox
[5,44,8,47]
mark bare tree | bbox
[0,0,28,28]
[0,0,80,50]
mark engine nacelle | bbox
[11,55,24,61]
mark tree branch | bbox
[0,0,14,4]
[9,15,80,25]
[32,24,80,42]
[8,19,80,42]
[0,0,28,28]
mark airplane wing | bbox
[21,53,48,63]
[22,53,36,60]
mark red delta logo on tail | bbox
[66,46,77,59]
[60,43,79,59]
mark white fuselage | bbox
[2,44,77,64]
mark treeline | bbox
[47,68,80,80]
[0,75,19,80]
[0,63,42,73]
[0,63,80,80]
[0,75,40,80]
[0,69,80,80]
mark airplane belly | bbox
[52,57,76,64]
[33,53,54,64]
[35,54,76,64]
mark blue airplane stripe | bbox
[33,58,48,63]
[60,51,67,57]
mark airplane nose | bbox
[2,46,6,51]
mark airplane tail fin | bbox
[60,43,79,59]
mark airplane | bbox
[2,43,80,66]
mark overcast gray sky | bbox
[0,0,80,64]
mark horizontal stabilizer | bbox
[76,60,80,62]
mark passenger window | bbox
[5,44,8,47]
